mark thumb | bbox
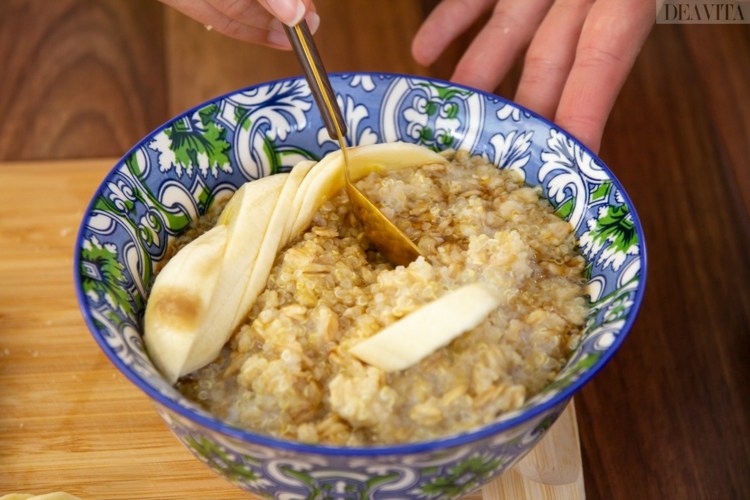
[259,0,307,26]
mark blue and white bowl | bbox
[75,73,646,498]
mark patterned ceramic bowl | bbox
[75,73,646,498]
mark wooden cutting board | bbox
[0,159,584,499]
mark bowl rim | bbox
[74,71,648,456]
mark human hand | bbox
[158,0,319,49]
[412,0,656,153]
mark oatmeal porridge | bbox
[173,149,588,446]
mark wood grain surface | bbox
[0,1,168,161]
[0,1,749,499]
[0,158,582,500]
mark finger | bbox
[412,0,497,67]
[514,0,594,119]
[204,0,318,29]
[159,0,318,49]
[554,0,655,152]
[159,0,282,46]
[258,0,315,26]
[450,0,554,92]
[204,0,271,28]
[265,9,320,47]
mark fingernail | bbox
[290,1,306,25]
[306,12,320,34]
[266,0,306,26]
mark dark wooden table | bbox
[1,1,748,498]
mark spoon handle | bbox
[284,21,347,140]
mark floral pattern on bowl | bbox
[75,73,646,498]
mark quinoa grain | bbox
[176,151,587,445]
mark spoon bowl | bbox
[344,169,422,266]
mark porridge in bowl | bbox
[76,74,646,498]
[147,143,588,446]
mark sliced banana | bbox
[144,224,228,383]
[144,142,447,382]
[349,283,501,372]
[144,174,288,383]
[285,142,448,239]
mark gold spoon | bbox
[284,21,422,267]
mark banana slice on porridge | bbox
[349,282,501,372]
[144,142,446,382]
